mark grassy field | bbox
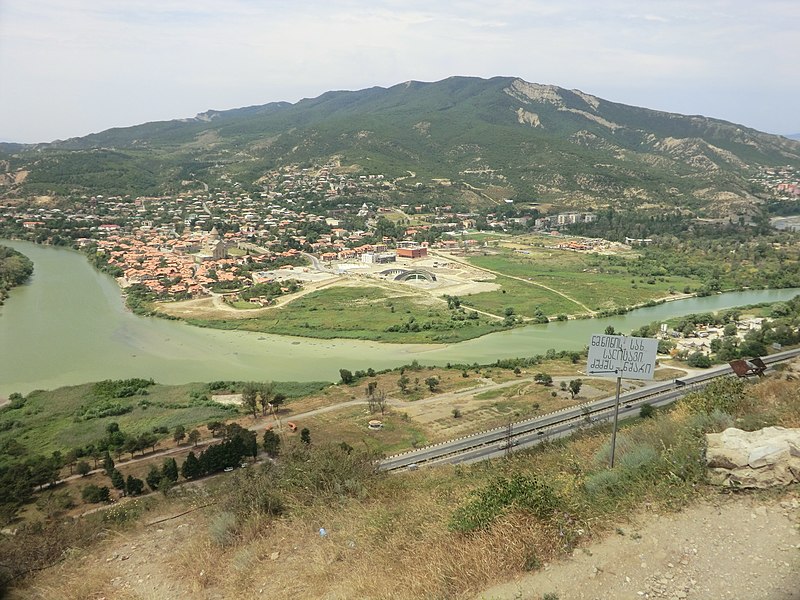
[464,248,698,315]
[185,285,509,343]
[0,380,328,459]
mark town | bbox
[0,162,614,305]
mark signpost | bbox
[587,334,658,468]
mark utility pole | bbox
[609,372,622,469]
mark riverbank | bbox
[2,238,800,397]
[0,243,34,306]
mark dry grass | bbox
[11,369,800,600]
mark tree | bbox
[367,382,385,413]
[687,352,711,368]
[568,379,582,399]
[207,421,223,438]
[398,375,410,393]
[300,428,311,445]
[64,448,80,475]
[146,466,163,492]
[110,468,125,491]
[534,373,553,386]
[241,382,259,418]
[173,424,186,444]
[604,326,616,335]
[270,392,286,414]
[263,429,281,457]
[657,339,675,354]
[339,369,355,385]
[76,460,91,477]
[126,475,144,496]
[181,452,201,480]
[374,388,387,416]
[425,376,439,392]
[162,458,179,483]
[87,444,101,468]
[122,436,139,459]
[102,452,115,476]
[188,429,201,446]
[139,432,159,454]
[259,381,275,416]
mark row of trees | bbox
[240,381,286,418]
[82,423,263,504]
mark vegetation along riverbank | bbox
[0,244,33,306]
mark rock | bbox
[270,551,280,560]
[706,427,800,488]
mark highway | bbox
[378,347,800,471]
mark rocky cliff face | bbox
[706,426,800,488]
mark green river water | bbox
[1,239,798,396]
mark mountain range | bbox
[2,76,799,214]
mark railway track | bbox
[378,347,800,471]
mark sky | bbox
[1,0,798,143]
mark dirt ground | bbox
[479,492,800,600]
[17,489,799,599]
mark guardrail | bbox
[378,347,800,471]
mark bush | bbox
[584,468,626,498]
[618,444,659,471]
[687,352,711,368]
[81,485,110,504]
[209,511,238,547]
[449,475,560,533]
[639,403,655,419]
[681,377,748,415]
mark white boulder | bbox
[705,426,800,488]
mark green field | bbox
[0,380,328,459]
[463,249,698,316]
[187,285,509,343]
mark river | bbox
[1,239,798,396]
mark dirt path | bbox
[478,493,800,600]
[157,276,345,319]
[432,250,596,316]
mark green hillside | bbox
[2,76,799,208]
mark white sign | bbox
[587,334,658,380]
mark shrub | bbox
[583,468,626,498]
[687,352,711,368]
[639,403,655,419]
[449,474,560,533]
[681,376,748,415]
[81,485,110,504]
[618,444,659,471]
[209,511,238,547]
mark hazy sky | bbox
[1,0,798,143]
